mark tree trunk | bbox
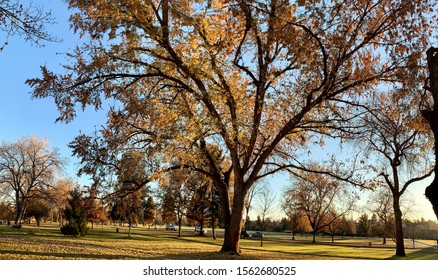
[200,222,205,236]
[312,231,317,243]
[425,129,438,218]
[15,190,24,225]
[393,195,406,257]
[423,47,438,220]
[221,212,243,254]
[14,199,25,225]
[211,214,216,240]
[178,215,182,238]
[220,190,245,254]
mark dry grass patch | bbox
[0,234,339,260]
[1,225,437,260]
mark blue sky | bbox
[0,0,436,221]
[0,0,107,178]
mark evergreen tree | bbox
[356,213,371,237]
[142,196,156,228]
[161,187,177,225]
[61,188,88,236]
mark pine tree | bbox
[142,196,156,228]
[356,214,371,237]
[60,188,88,236]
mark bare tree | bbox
[282,189,307,240]
[0,136,63,225]
[244,181,263,229]
[255,185,277,247]
[355,91,433,256]
[284,168,356,243]
[324,211,343,242]
[367,188,394,244]
[46,178,75,225]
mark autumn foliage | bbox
[27,0,436,254]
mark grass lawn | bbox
[1,223,437,260]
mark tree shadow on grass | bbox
[386,248,438,260]
[0,247,319,260]
[0,250,142,260]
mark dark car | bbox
[251,231,264,238]
[241,228,250,238]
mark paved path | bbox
[405,239,438,249]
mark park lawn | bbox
[239,238,438,260]
[0,224,437,260]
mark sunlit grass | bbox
[1,224,437,260]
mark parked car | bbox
[166,224,176,231]
[195,226,207,234]
[251,231,264,238]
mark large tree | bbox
[28,0,435,254]
[422,47,438,220]
[283,170,356,243]
[0,136,63,225]
[355,92,433,256]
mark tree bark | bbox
[424,122,438,217]
[393,194,406,257]
[211,224,216,240]
[423,47,438,220]
[221,213,243,254]
[14,195,25,225]
[220,188,245,254]
[178,215,182,238]
[312,231,317,243]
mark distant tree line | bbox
[0,137,437,244]
[244,213,438,243]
